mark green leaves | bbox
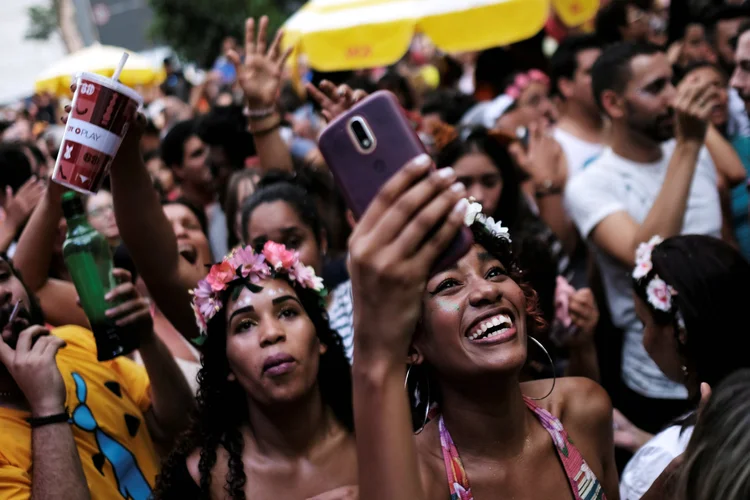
[147,0,295,67]
[26,3,58,41]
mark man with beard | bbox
[565,42,722,436]
[0,254,194,498]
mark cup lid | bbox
[76,72,144,107]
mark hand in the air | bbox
[306,81,368,122]
[228,16,292,111]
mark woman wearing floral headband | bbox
[498,69,558,127]
[348,154,618,500]
[153,242,356,499]
[620,234,750,499]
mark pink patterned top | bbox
[438,396,606,500]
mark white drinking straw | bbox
[112,52,129,82]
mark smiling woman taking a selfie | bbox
[348,154,619,500]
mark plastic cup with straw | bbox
[50,50,144,195]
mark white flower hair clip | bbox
[463,200,511,243]
[632,235,677,312]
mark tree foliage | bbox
[26,2,58,41]
[148,0,295,67]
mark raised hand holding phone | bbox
[348,154,468,360]
[318,91,472,272]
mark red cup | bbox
[52,72,142,195]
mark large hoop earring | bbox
[525,336,556,401]
[405,365,431,434]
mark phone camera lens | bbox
[350,118,374,151]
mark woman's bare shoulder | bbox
[557,377,612,428]
[522,377,611,425]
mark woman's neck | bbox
[245,384,335,459]
[439,375,532,460]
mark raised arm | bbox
[349,154,467,500]
[510,121,578,255]
[105,269,195,448]
[108,116,202,342]
[576,78,719,267]
[228,16,294,172]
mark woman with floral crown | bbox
[620,234,750,499]
[348,154,619,500]
[153,242,356,499]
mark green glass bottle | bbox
[61,191,138,360]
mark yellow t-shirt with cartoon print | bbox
[0,326,160,500]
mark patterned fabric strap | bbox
[438,397,606,500]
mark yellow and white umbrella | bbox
[554,0,600,28]
[283,0,552,71]
[34,44,166,97]
[283,0,600,72]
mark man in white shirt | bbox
[550,34,606,177]
[565,42,722,434]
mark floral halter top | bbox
[438,396,606,500]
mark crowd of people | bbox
[2,0,750,498]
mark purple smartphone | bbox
[318,90,473,272]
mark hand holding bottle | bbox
[104,269,154,344]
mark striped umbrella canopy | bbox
[283,0,599,71]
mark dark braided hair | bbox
[154,275,352,499]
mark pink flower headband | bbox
[504,69,550,100]
[632,236,680,318]
[189,241,325,343]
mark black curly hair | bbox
[153,271,353,499]
[406,223,546,430]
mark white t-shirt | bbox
[553,127,604,178]
[564,140,721,399]
[620,424,693,499]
